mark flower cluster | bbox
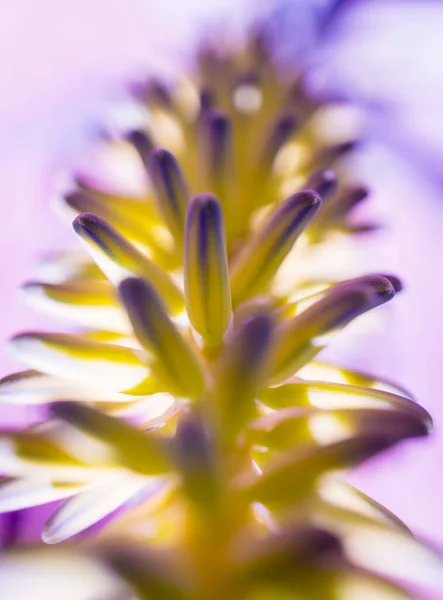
[0,27,439,600]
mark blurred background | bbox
[1,0,442,545]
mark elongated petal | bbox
[147,148,189,243]
[259,382,430,427]
[51,402,172,476]
[200,110,233,207]
[318,479,410,533]
[43,476,160,544]
[0,430,84,472]
[119,277,204,398]
[22,280,130,333]
[297,361,413,398]
[8,333,150,392]
[249,405,429,450]
[174,415,221,511]
[230,190,321,306]
[0,478,83,512]
[270,276,395,382]
[0,370,143,405]
[314,503,443,592]
[261,112,298,167]
[240,436,399,508]
[59,191,166,257]
[184,194,231,345]
[214,312,274,439]
[73,213,183,313]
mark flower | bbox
[0,26,439,600]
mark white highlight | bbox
[309,413,353,445]
[233,85,262,113]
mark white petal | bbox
[0,478,83,512]
[43,475,163,544]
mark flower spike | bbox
[0,25,438,600]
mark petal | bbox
[73,213,183,313]
[21,280,130,333]
[0,478,83,512]
[269,276,395,382]
[173,415,221,510]
[58,190,168,259]
[8,333,150,392]
[229,190,321,306]
[51,402,172,475]
[33,249,102,284]
[261,111,298,167]
[297,361,413,398]
[147,148,189,243]
[184,194,231,345]
[119,277,204,398]
[43,475,160,544]
[0,370,143,405]
[315,503,443,592]
[214,312,275,439]
[199,110,234,209]
[318,479,410,533]
[240,436,402,508]
[304,168,338,199]
[249,405,429,450]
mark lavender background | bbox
[1,0,442,546]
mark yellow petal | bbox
[230,190,321,306]
[184,194,231,345]
[73,212,183,314]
